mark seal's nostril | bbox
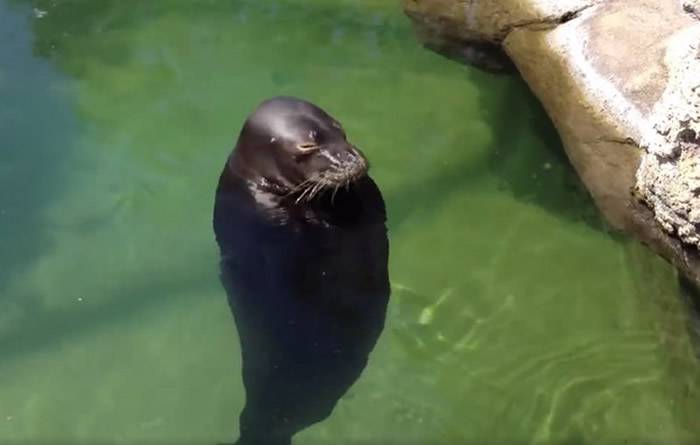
[347,147,363,163]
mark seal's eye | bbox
[297,143,320,153]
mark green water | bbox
[1,0,700,444]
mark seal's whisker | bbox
[301,182,318,203]
[308,181,324,201]
[299,175,326,202]
[331,184,340,204]
[296,182,315,204]
[288,178,313,197]
[313,180,330,201]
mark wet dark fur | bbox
[213,97,390,445]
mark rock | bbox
[403,0,599,44]
[636,31,700,247]
[402,0,601,72]
[685,1,700,20]
[403,0,700,286]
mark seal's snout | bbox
[339,145,367,169]
[347,146,369,178]
[322,143,368,184]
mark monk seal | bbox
[213,97,390,445]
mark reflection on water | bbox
[1,0,700,444]
[213,97,389,445]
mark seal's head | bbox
[228,97,369,202]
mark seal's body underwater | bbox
[213,97,390,445]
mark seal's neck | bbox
[228,150,296,198]
[252,176,292,197]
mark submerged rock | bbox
[403,0,700,286]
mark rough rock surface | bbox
[637,31,700,247]
[403,0,700,285]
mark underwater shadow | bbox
[383,70,507,232]
[384,69,602,234]
[0,257,217,366]
[384,150,490,233]
[481,73,607,232]
[677,274,700,358]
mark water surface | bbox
[1,0,699,444]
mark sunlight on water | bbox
[1,0,699,444]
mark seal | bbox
[213,97,390,445]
